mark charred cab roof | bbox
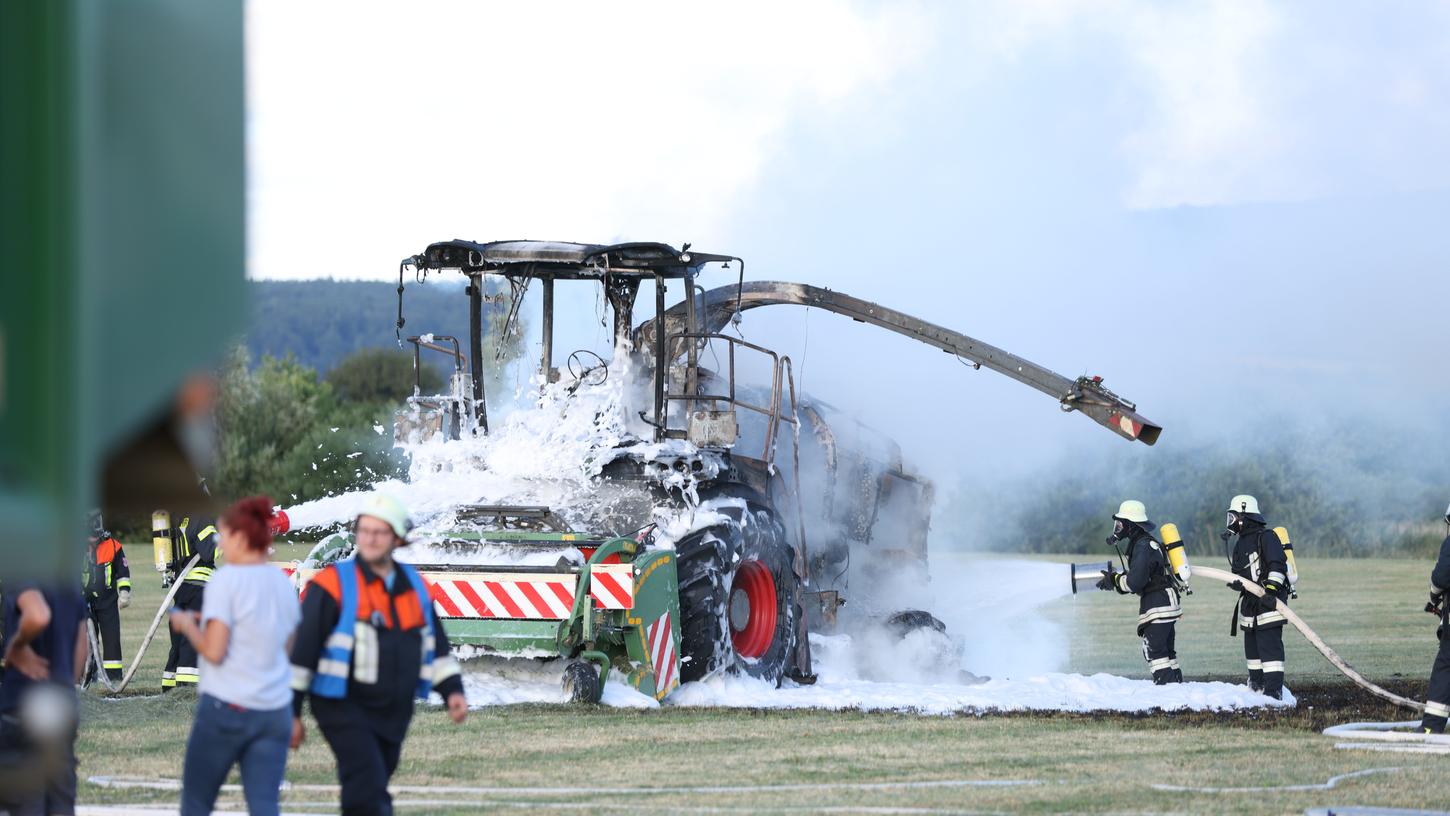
[413,239,737,279]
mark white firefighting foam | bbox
[283,355,652,539]
[451,631,1294,713]
[448,554,1294,714]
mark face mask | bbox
[1225,511,1238,531]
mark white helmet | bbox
[1229,495,1260,515]
[1226,493,1265,530]
[1114,500,1149,524]
[357,493,413,542]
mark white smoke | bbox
[930,557,1072,679]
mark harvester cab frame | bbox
[398,239,759,446]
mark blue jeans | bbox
[181,694,290,816]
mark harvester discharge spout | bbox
[638,281,1161,445]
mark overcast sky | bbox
[248,1,1450,482]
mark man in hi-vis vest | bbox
[289,494,466,816]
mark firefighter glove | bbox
[118,589,131,609]
[1259,590,1279,611]
[1095,570,1115,591]
[1226,579,1246,593]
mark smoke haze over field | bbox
[247,2,1450,539]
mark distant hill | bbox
[245,279,511,375]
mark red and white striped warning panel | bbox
[428,572,577,620]
[647,610,678,694]
[272,564,637,619]
[426,568,635,620]
[589,563,634,610]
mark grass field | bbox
[73,550,1449,814]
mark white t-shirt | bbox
[199,563,301,710]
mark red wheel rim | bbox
[729,559,777,659]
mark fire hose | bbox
[84,554,200,695]
[1190,565,1425,713]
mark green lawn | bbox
[74,551,1448,814]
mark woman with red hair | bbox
[169,496,300,816]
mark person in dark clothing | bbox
[0,582,89,816]
[290,494,466,816]
[1223,493,1291,699]
[1419,502,1450,733]
[163,515,220,690]
[83,510,132,684]
[1095,500,1183,684]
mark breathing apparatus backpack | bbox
[1273,526,1300,598]
[152,510,176,586]
[1159,523,1192,595]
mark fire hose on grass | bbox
[1188,566,1450,754]
[1187,565,1425,714]
[84,554,200,695]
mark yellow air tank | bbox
[1274,526,1299,597]
[1160,523,1191,591]
[151,510,173,575]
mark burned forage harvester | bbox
[281,240,1160,703]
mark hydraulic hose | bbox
[1191,565,1425,713]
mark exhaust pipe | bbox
[1070,560,1113,595]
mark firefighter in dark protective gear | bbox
[1095,500,1183,684]
[290,494,466,816]
[162,515,220,690]
[1418,502,1450,733]
[1223,493,1290,699]
[83,510,132,684]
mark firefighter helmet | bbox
[1227,494,1265,528]
[1114,500,1149,524]
[1112,499,1155,533]
[357,493,413,543]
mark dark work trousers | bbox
[88,599,124,682]
[1140,621,1181,684]
[313,698,406,816]
[164,582,204,689]
[1421,631,1450,732]
[1244,624,1286,699]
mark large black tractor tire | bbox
[674,502,799,684]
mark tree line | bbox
[246,278,513,378]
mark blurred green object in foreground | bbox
[0,1,244,578]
